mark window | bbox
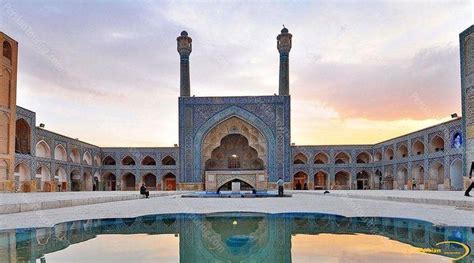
[228,155,240,169]
[3,41,12,62]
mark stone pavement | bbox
[0,191,187,215]
[293,190,474,209]
[1,192,474,230]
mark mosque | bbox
[0,25,473,193]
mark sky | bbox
[0,0,472,147]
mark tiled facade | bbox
[1,26,472,192]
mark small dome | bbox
[281,27,288,33]
[181,31,188,36]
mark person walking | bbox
[277,177,284,197]
[465,162,474,197]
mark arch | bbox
[194,106,276,182]
[121,173,136,190]
[14,163,31,192]
[35,166,51,192]
[215,176,256,191]
[396,166,408,190]
[356,170,371,190]
[293,153,307,164]
[70,169,81,191]
[83,151,92,165]
[36,228,51,245]
[102,156,116,165]
[142,173,157,190]
[334,152,350,164]
[204,134,264,170]
[411,164,424,190]
[374,169,383,189]
[314,152,329,164]
[334,171,350,190]
[384,169,394,190]
[430,135,445,153]
[55,167,67,192]
[54,223,67,240]
[142,156,156,166]
[451,132,463,149]
[374,152,382,162]
[314,171,328,190]
[162,173,176,191]
[293,171,308,190]
[412,140,425,156]
[449,159,463,190]
[397,145,408,159]
[93,155,101,166]
[54,144,67,161]
[70,148,81,164]
[356,152,372,164]
[217,178,254,192]
[201,116,267,170]
[161,156,176,166]
[384,148,394,161]
[15,119,31,154]
[122,156,136,166]
[429,161,445,190]
[2,41,12,62]
[83,171,93,191]
[93,171,100,190]
[35,140,51,159]
[102,172,116,191]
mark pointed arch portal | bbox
[193,106,277,190]
[199,112,272,192]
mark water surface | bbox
[0,213,471,262]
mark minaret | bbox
[277,27,292,96]
[177,31,192,97]
[460,25,474,181]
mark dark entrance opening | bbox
[217,179,254,192]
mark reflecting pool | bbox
[0,213,472,262]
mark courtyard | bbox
[0,190,473,230]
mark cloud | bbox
[1,0,470,146]
[292,44,461,121]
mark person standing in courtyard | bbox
[465,162,474,197]
[412,178,417,190]
[140,183,149,198]
[277,177,284,197]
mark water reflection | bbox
[0,213,472,262]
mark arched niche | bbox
[54,144,67,161]
[201,116,267,170]
[35,140,51,159]
[314,152,329,164]
[15,119,31,154]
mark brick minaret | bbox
[177,31,192,97]
[277,27,292,96]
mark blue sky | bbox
[0,0,472,146]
